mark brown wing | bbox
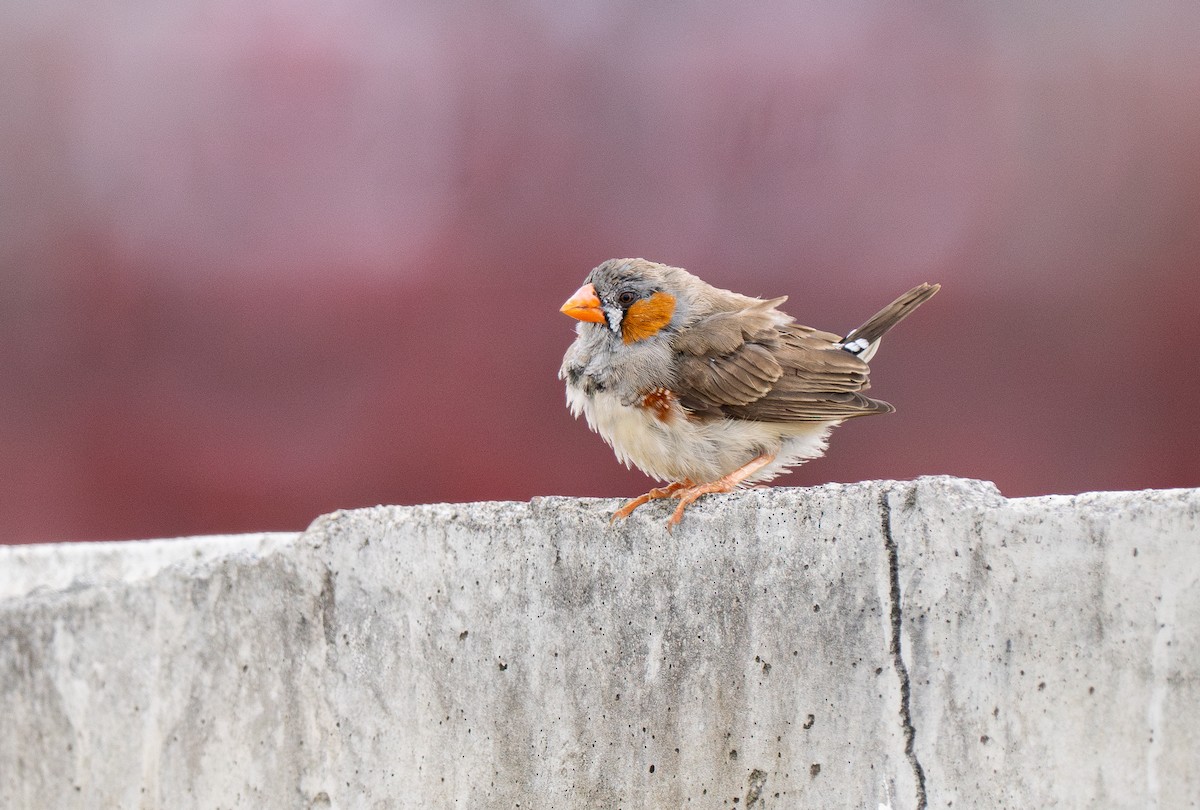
[673,307,894,423]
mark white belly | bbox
[568,387,839,484]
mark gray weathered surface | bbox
[889,484,1200,809]
[0,532,299,601]
[1,477,1197,809]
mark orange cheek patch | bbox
[621,292,676,344]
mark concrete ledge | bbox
[0,532,300,601]
[2,477,1197,808]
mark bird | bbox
[558,258,939,529]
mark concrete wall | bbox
[1,477,1197,809]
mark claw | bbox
[611,480,692,523]
[661,453,776,530]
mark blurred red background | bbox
[2,3,1199,543]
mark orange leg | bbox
[666,453,776,530]
[611,480,694,523]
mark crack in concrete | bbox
[880,489,927,810]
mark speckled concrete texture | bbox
[1,477,1197,809]
[888,481,1200,809]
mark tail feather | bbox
[840,283,940,360]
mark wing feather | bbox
[672,306,892,422]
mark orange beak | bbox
[560,283,606,324]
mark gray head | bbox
[560,258,695,344]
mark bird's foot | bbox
[665,453,776,531]
[611,480,693,523]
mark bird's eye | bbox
[616,290,638,306]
